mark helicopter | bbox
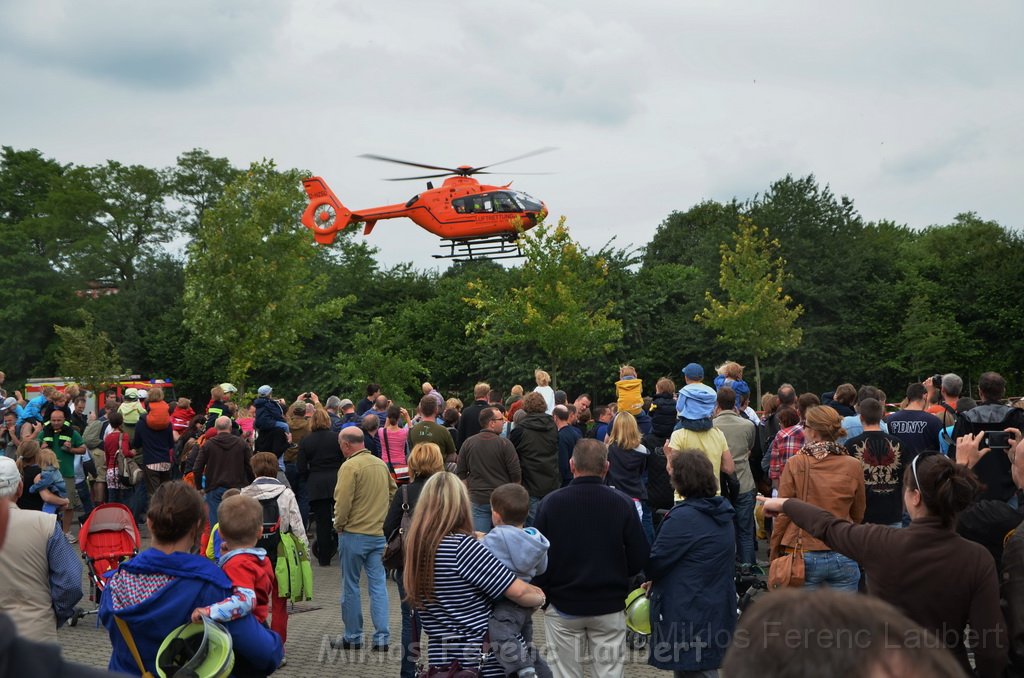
[300,148,553,261]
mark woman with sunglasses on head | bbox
[760,449,1007,677]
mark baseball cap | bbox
[0,457,20,495]
[258,385,273,397]
[219,383,238,394]
[138,389,149,400]
[339,398,354,409]
[681,363,704,380]
[0,396,16,412]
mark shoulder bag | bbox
[116,433,144,487]
[383,484,411,571]
[767,459,810,590]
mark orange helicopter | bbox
[301,149,553,260]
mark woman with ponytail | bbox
[761,451,1007,676]
[769,405,866,591]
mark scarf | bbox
[800,440,847,459]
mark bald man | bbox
[332,427,396,650]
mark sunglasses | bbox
[910,451,939,499]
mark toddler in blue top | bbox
[28,448,69,514]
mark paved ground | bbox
[59,535,664,677]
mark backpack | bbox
[256,497,282,567]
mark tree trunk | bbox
[754,353,762,410]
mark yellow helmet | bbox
[624,587,650,635]
[156,617,234,678]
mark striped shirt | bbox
[419,533,516,676]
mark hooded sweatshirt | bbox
[99,548,282,677]
[676,383,717,431]
[481,525,549,581]
[240,477,310,550]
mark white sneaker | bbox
[65,531,78,544]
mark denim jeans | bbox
[640,500,654,546]
[733,489,756,565]
[395,574,419,678]
[803,551,860,592]
[472,503,493,533]
[339,532,390,645]
[205,486,228,526]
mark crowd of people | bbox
[0,363,1023,677]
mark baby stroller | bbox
[70,503,142,625]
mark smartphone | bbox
[985,430,1011,451]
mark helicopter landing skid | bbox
[433,234,524,262]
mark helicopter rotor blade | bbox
[383,173,456,182]
[359,154,458,174]
[472,147,558,173]
[473,171,555,176]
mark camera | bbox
[931,374,942,389]
[984,430,1011,451]
[303,393,312,402]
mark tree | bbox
[53,309,124,392]
[183,160,351,392]
[171,149,240,236]
[334,317,428,405]
[697,216,803,402]
[464,217,623,385]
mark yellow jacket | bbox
[333,450,397,536]
[615,378,645,416]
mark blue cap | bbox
[258,385,273,397]
[681,363,704,380]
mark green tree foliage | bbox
[182,160,351,391]
[172,149,240,235]
[53,309,124,391]
[464,217,623,385]
[3,145,1023,403]
[698,216,803,401]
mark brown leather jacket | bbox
[770,450,865,557]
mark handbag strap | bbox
[383,429,396,472]
[795,460,811,551]
[401,484,410,514]
[115,616,156,678]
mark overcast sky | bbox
[2,1,1020,269]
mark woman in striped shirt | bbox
[404,472,545,676]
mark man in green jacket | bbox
[332,427,396,651]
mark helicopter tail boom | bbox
[301,177,355,244]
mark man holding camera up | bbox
[951,372,1024,502]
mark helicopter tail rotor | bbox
[301,177,354,245]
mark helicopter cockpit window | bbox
[493,193,519,213]
[511,191,543,212]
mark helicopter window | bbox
[511,191,543,212]
[453,194,497,214]
[493,193,520,213]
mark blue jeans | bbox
[339,532,390,645]
[205,486,228,526]
[733,490,756,565]
[472,503,493,533]
[803,551,860,592]
[640,500,654,546]
[395,574,419,678]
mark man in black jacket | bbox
[533,439,648,678]
[508,392,560,526]
[457,382,491,449]
[951,371,1024,502]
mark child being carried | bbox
[479,484,552,678]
